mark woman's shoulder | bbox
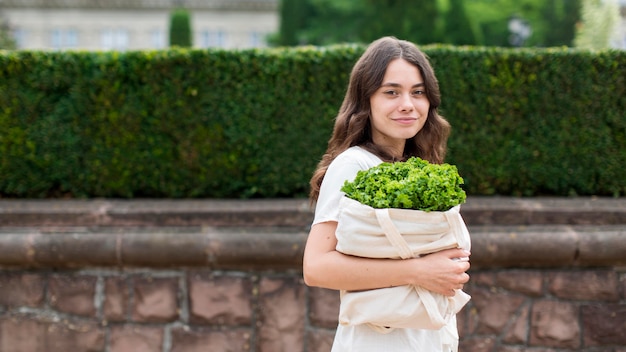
[334,146,383,166]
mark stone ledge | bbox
[0,226,308,270]
[0,199,314,228]
[469,225,626,268]
[0,225,624,269]
[1,197,625,227]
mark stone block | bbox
[132,275,179,322]
[582,304,626,346]
[109,324,163,352]
[468,286,525,334]
[207,229,307,270]
[188,273,253,326]
[577,230,626,266]
[0,233,32,266]
[48,275,96,317]
[104,276,128,322]
[122,232,208,267]
[31,233,118,267]
[530,300,580,349]
[257,276,305,352]
[469,271,495,286]
[170,326,252,352]
[470,229,578,267]
[0,314,104,351]
[0,273,45,307]
[458,336,496,352]
[548,270,620,301]
[503,302,530,344]
[307,328,335,352]
[308,287,339,329]
[496,270,544,296]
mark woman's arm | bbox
[302,221,471,296]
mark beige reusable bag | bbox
[335,196,472,332]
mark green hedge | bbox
[431,47,626,197]
[0,45,624,198]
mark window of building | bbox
[51,29,62,49]
[249,31,264,48]
[66,29,78,48]
[150,28,165,49]
[101,28,129,50]
[200,30,226,48]
[50,28,79,50]
[12,28,26,49]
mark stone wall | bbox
[0,197,625,351]
[1,266,625,351]
[0,268,312,351]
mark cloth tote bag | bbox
[335,196,472,332]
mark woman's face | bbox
[369,58,430,158]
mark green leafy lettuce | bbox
[341,157,466,211]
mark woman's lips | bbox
[393,117,417,124]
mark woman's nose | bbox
[399,94,414,112]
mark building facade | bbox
[0,0,278,50]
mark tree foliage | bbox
[542,0,582,46]
[273,0,314,46]
[169,8,192,47]
[274,0,582,47]
[574,0,620,49]
[276,0,440,45]
[360,0,440,45]
[443,0,478,45]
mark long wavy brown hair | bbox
[309,36,451,202]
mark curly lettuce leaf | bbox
[341,157,466,211]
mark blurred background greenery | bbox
[1,0,623,199]
[270,0,621,50]
[1,0,623,50]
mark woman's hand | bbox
[409,248,471,296]
[303,221,470,294]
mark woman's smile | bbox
[392,117,418,124]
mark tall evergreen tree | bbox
[304,0,364,45]
[361,0,440,45]
[275,0,314,46]
[169,8,192,47]
[444,0,478,45]
[561,0,583,46]
[542,0,582,46]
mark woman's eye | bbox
[413,90,425,96]
[384,90,398,96]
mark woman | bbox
[303,36,471,351]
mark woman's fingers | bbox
[412,250,471,296]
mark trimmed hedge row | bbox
[432,47,626,196]
[0,45,624,198]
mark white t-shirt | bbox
[312,146,450,351]
[313,146,383,225]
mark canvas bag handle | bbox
[374,208,449,327]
